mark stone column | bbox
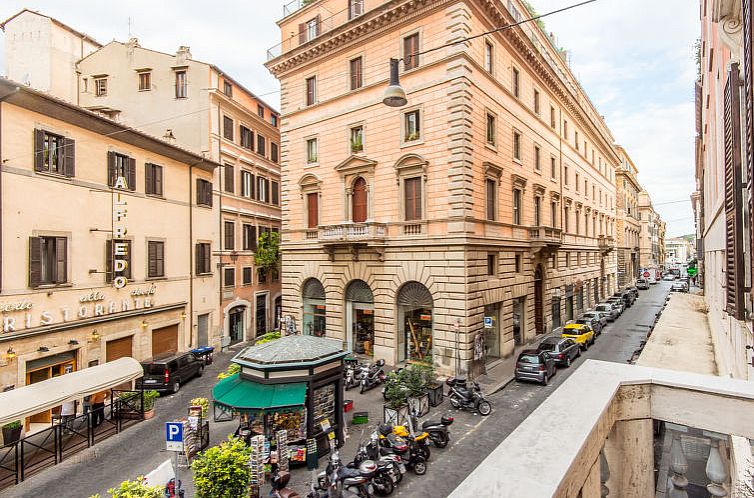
[603,419,655,497]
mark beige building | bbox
[665,237,694,265]
[638,191,664,269]
[0,78,219,425]
[266,0,619,374]
[614,146,642,285]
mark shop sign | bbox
[0,300,34,313]
[113,175,129,289]
[419,314,432,321]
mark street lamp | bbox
[382,58,407,107]
[454,319,461,376]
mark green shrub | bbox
[255,331,281,345]
[217,363,241,380]
[192,437,252,498]
[2,420,21,430]
[89,476,162,498]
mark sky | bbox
[0,0,699,237]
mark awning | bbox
[0,357,143,426]
[212,373,306,411]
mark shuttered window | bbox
[196,179,213,206]
[271,181,280,205]
[223,116,234,141]
[306,77,317,106]
[307,193,319,228]
[241,171,254,198]
[404,177,422,221]
[224,221,235,250]
[744,0,754,301]
[243,267,253,285]
[145,163,163,196]
[271,143,279,163]
[403,33,419,70]
[257,135,266,157]
[195,243,211,275]
[34,130,75,177]
[107,151,136,190]
[243,224,257,251]
[724,64,746,319]
[28,236,67,287]
[240,126,254,150]
[352,177,368,223]
[224,268,235,287]
[350,57,363,90]
[486,178,496,221]
[105,239,132,282]
[224,164,234,193]
[147,241,165,278]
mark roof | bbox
[233,335,348,369]
[0,357,142,426]
[212,374,306,411]
[0,9,101,47]
[0,77,220,173]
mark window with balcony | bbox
[352,177,368,223]
[350,56,363,90]
[534,196,541,226]
[307,192,319,228]
[175,71,187,98]
[403,33,420,70]
[306,17,319,41]
[307,138,318,163]
[404,177,422,221]
[551,201,558,227]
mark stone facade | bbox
[266,0,619,373]
[615,146,642,286]
[638,191,664,269]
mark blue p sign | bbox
[166,422,183,451]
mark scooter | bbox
[376,432,427,476]
[270,471,301,498]
[364,433,405,485]
[446,377,492,416]
[347,441,396,496]
[408,409,453,448]
[360,359,386,393]
[317,451,376,498]
[379,422,430,461]
[345,361,364,391]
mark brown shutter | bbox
[486,179,496,221]
[124,240,132,280]
[250,226,258,251]
[128,157,136,191]
[307,193,318,228]
[105,239,113,282]
[156,242,164,276]
[55,237,67,284]
[195,243,202,275]
[107,151,116,186]
[299,22,306,44]
[145,163,154,194]
[405,177,421,220]
[744,0,754,303]
[271,181,279,205]
[264,179,271,203]
[352,177,367,223]
[225,164,234,193]
[724,64,745,319]
[155,165,163,196]
[29,236,41,287]
[34,129,45,172]
[148,241,157,277]
[250,174,256,200]
[63,137,75,177]
[315,14,321,36]
[206,181,213,206]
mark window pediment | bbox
[511,173,527,190]
[550,191,561,202]
[394,153,428,178]
[484,161,503,179]
[533,183,546,196]
[563,196,573,207]
[335,154,377,176]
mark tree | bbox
[192,437,252,498]
[254,230,280,279]
[89,476,162,498]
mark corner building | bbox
[266,0,618,374]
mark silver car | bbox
[582,311,608,332]
[606,299,624,315]
[594,303,617,322]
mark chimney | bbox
[175,46,192,65]
[126,37,139,50]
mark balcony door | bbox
[352,177,367,223]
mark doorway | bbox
[346,280,375,355]
[551,296,561,331]
[152,325,178,356]
[303,278,326,337]
[397,282,434,362]
[484,303,501,359]
[197,313,209,347]
[26,351,77,425]
[534,265,544,335]
[229,307,245,344]
[512,298,524,345]
[256,294,268,336]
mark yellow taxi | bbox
[561,323,595,350]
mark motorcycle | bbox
[408,409,453,448]
[446,376,492,416]
[345,360,365,391]
[270,470,301,498]
[360,359,386,394]
[347,440,396,496]
[317,451,376,498]
[376,432,427,476]
[364,433,405,485]
[379,422,430,461]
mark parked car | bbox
[514,349,557,385]
[636,278,649,290]
[627,286,639,300]
[574,316,602,335]
[671,281,688,293]
[582,310,608,332]
[537,337,581,367]
[606,298,625,315]
[561,323,596,350]
[136,351,204,393]
[613,290,634,308]
[594,303,618,322]
[663,274,676,281]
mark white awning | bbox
[0,357,143,426]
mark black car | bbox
[536,337,581,367]
[514,349,557,385]
[136,351,204,393]
[613,290,634,308]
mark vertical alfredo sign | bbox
[113,175,129,288]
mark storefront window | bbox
[346,280,375,355]
[397,281,434,363]
[483,303,501,359]
[302,278,326,337]
[512,298,524,346]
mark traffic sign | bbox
[483,316,493,329]
[643,271,650,278]
[166,422,183,452]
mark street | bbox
[0,283,671,498]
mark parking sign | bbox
[483,316,493,329]
[166,422,183,452]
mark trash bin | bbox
[191,346,215,366]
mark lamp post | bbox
[382,58,407,107]
[454,318,461,376]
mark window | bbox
[105,239,132,282]
[307,138,318,163]
[534,146,541,171]
[107,152,136,191]
[147,241,165,278]
[243,224,257,251]
[350,57,363,90]
[243,267,253,285]
[271,114,278,127]
[257,135,266,156]
[271,181,279,205]
[224,164,234,193]
[550,106,556,128]
[565,252,570,267]
[195,243,211,275]
[575,172,580,192]
[257,105,265,119]
[223,116,234,141]
[352,177,368,222]
[349,0,365,18]
[95,78,107,96]
[224,268,235,287]
[513,131,521,160]
[223,81,233,97]
[575,130,579,147]
[486,178,497,221]
[515,253,522,273]
[404,110,421,142]
[28,236,67,286]
[34,130,74,177]
[576,212,580,234]
[551,201,557,227]
[534,196,541,226]
[196,179,213,207]
[564,165,569,185]
[404,177,422,220]
[257,176,270,203]
[584,179,588,195]
[404,33,420,70]
[563,120,568,138]
[513,189,522,224]
[306,17,319,41]
[564,207,570,232]
[512,67,520,97]
[271,143,279,163]
[307,192,319,228]
[551,157,556,179]
[351,126,364,153]
[175,71,187,98]
[139,72,151,91]
[145,163,163,196]
[306,76,317,106]
[258,268,267,283]
[241,171,254,198]
[485,41,494,73]
[240,126,254,150]
[487,253,497,276]
[583,141,587,155]
[534,89,540,114]
[224,221,235,250]
[486,113,496,146]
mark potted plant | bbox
[1,420,22,444]
[382,371,409,425]
[350,134,363,153]
[403,365,431,417]
[192,437,252,498]
[418,363,444,407]
[89,476,162,498]
[117,390,159,420]
[142,390,159,419]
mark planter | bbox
[143,409,155,420]
[426,383,444,407]
[2,426,21,445]
[407,393,430,417]
[384,404,409,425]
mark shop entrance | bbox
[197,313,209,347]
[512,298,524,346]
[345,280,375,355]
[229,306,245,344]
[552,296,561,331]
[397,282,434,363]
[25,351,77,425]
[303,278,326,337]
[152,325,178,356]
[534,265,544,335]
[256,295,268,336]
[483,303,501,360]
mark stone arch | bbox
[396,281,435,363]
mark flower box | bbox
[407,393,430,417]
[426,383,444,407]
[383,404,409,425]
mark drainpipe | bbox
[216,100,224,345]
[189,163,194,348]
[0,86,20,293]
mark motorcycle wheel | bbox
[387,461,403,484]
[360,383,366,394]
[433,432,449,448]
[373,475,394,496]
[413,456,427,476]
[477,400,492,416]
[420,444,431,461]
[450,396,461,409]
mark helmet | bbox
[378,424,393,436]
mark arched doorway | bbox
[302,278,326,337]
[534,265,544,335]
[352,177,367,223]
[229,306,245,344]
[345,280,374,355]
[397,282,433,362]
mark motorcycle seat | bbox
[421,420,442,429]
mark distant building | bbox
[665,237,694,265]
[637,191,664,269]
[614,146,642,285]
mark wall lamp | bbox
[89,330,101,343]
[5,347,16,361]
[141,320,148,328]
[38,346,49,353]
[382,59,407,107]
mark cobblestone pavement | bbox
[1,283,670,498]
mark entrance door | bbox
[551,297,561,331]
[152,325,178,356]
[483,303,500,359]
[352,177,367,223]
[256,294,268,335]
[512,298,523,345]
[534,266,544,335]
[197,313,209,347]
[229,307,245,344]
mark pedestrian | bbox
[60,400,75,434]
[91,391,107,428]
[82,395,91,415]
